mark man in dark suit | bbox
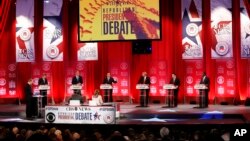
[103,72,117,102]
[138,72,151,107]
[169,73,180,107]
[199,72,210,108]
[25,79,35,119]
[38,73,48,107]
[71,70,83,95]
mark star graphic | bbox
[94,112,101,120]
[240,7,250,39]
[43,16,62,43]
[182,9,202,45]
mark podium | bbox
[162,84,177,108]
[70,85,82,90]
[38,85,50,90]
[32,94,44,118]
[38,85,50,106]
[70,85,82,95]
[100,84,113,102]
[194,84,208,108]
[136,84,149,107]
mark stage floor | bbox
[0,103,250,125]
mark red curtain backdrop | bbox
[0,0,248,104]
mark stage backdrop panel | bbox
[16,0,35,62]
[210,0,233,59]
[0,63,17,98]
[184,60,203,98]
[148,61,168,96]
[79,0,160,41]
[182,0,203,59]
[43,0,63,61]
[240,0,250,58]
[214,60,236,103]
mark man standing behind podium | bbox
[169,73,180,107]
[138,72,151,107]
[38,73,48,107]
[103,73,117,102]
[71,70,83,95]
[200,72,210,107]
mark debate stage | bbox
[0,103,250,126]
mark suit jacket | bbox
[138,76,151,85]
[170,78,180,89]
[200,76,210,90]
[103,77,117,85]
[25,83,33,102]
[72,75,83,85]
[38,78,48,85]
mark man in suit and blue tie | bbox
[38,73,48,107]
[103,72,117,102]
[71,70,83,95]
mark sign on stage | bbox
[45,106,116,124]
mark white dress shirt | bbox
[92,95,103,106]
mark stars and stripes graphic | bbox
[16,0,35,62]
[182,0,203,59]
[240,0,250,58]
[211,0,233,58]
[43,0,63,61]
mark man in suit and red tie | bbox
[103,72,117,102]
[138,72,151,107]
[38,73,48,107]
[169,73,180,107]
[199,72,210,108]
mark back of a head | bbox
[160,127,169,138]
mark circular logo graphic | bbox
[150,68,157,74]
[226,60,234,69]
[0,78,6,86]
[33,78,39,85]
[195,61,202,69]
[46,45,59,59]
[150,76,157,84]
[186,23,199,36]
[46,112,56,123]
[158,61,166,70]
[120,62,128,70]
[186,76,193,84]
[215,42,229,56]
[20,28,31,41]
[244,23,250,34]
[67,77,72,85]
[42,63,51,71]
[76,63,85,70]
[8,64,16,71]
[217,76,224,84]
[103,114,115,124]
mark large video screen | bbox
[79,0,161,42]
